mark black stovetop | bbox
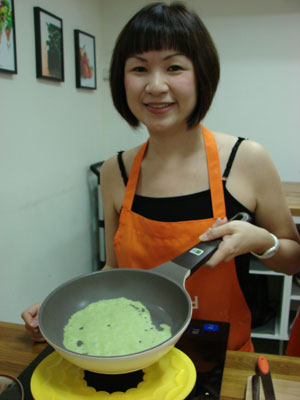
[176,320,229,399]
[12,319,230,400]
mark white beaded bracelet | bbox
[251,233,280,259]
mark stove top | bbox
[176,320,229,399]
[13,319,229,400]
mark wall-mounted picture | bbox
[74,30,96,89]
[34,7,64,81]
[0,0,17,74]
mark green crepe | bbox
[63,297,171,356]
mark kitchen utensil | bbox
[245,376,300,400]
[38,212,250,374]
[257,355,276,400]
[252,374,260,400]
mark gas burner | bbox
[30,347,196,400]
[84,369,144,392]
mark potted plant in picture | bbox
[0,0,12,46]
[46,22,62,78]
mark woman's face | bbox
[124,50,197,134]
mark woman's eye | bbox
[168,65,183,72]
[132,66,147,72]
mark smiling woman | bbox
[22,2,300,354]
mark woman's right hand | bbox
[21,302,45,342]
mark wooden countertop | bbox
[1,322,300,399]
[282,181,300,217]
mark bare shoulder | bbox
[213,130,266,155]
[120,145,144,175]
[232,138,279,186]
[100,144,142,182]
[212,130,283,211]
[100,144,144,213]
[237,138,272,164]
[212,130,241,158]
[213,130,275,177]
[212,130,237,147]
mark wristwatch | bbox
[251,233,280,259]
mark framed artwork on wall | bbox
[0,0,17,74]
[34,7,64,82]
[74,29,96,90]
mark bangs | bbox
[119,3,195,59]
[125,16,193,58]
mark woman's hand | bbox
[199,217,275,267]
[21,302,45,342]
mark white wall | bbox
[196,0,300,181]
[1,0,299,323]
[0,0,106,323]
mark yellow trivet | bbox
[31,347,196,400]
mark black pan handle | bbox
[172,212,252,274]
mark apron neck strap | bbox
[122,141,148,211]
[201,125,226,218]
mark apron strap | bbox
[202,126,226,218]
[122,141,148,211]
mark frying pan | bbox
[38,212,250,374]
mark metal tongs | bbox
[251,355,276,400]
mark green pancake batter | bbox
[63,297,171,356]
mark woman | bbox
[22,2,300,351]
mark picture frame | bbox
[34,7,64,82]
[74,30,96,90]
[0,0,17,74]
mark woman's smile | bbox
[145,102,175,114]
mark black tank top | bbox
[117,137,253,221]
[117,137,254,310]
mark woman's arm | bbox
[250,142,300,274]
[200,140,300,274]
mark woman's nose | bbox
[145,72,168,95]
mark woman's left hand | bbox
[199,217,273,267]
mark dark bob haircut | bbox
[110,2,220,129]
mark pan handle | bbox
[171,212,252,275]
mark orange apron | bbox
[114,126,253,352]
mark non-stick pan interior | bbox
[39,269,191,354]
